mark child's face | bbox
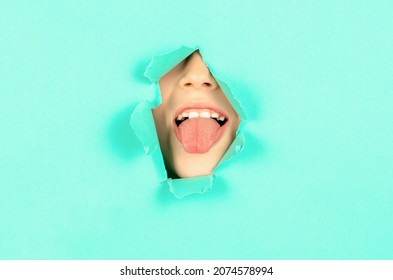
[152,51,240,178]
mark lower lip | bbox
[173,119,229,154]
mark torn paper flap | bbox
[144,46,198,82]
[130,101,159,155]
[167,175,214,199]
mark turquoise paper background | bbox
[1,1,393,259]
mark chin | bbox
[166,136,229,178]
[171,155,217,178]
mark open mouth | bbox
[173,109,229,154]
[175,110,228,127]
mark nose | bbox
[178,52,219,90]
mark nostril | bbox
[183,82,212,88]
[180,76,217,89]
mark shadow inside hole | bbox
[107,103,144,161]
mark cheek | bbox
[152,106,163,121]
[158,85,176,112]
[159,78,170,91]
[158,77,176,102]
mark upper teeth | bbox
[189,111,200,118]
[176,110,226,121]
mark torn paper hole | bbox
[130,46,246,199]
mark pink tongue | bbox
[178,118,220,153]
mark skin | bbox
[152,51,240,178]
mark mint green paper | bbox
[168,175,214,199]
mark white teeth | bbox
[177,112,189,121]
[176,109,227,123]
[199,111,211,118]
[211,112,219,119]
[188,112,199,118]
